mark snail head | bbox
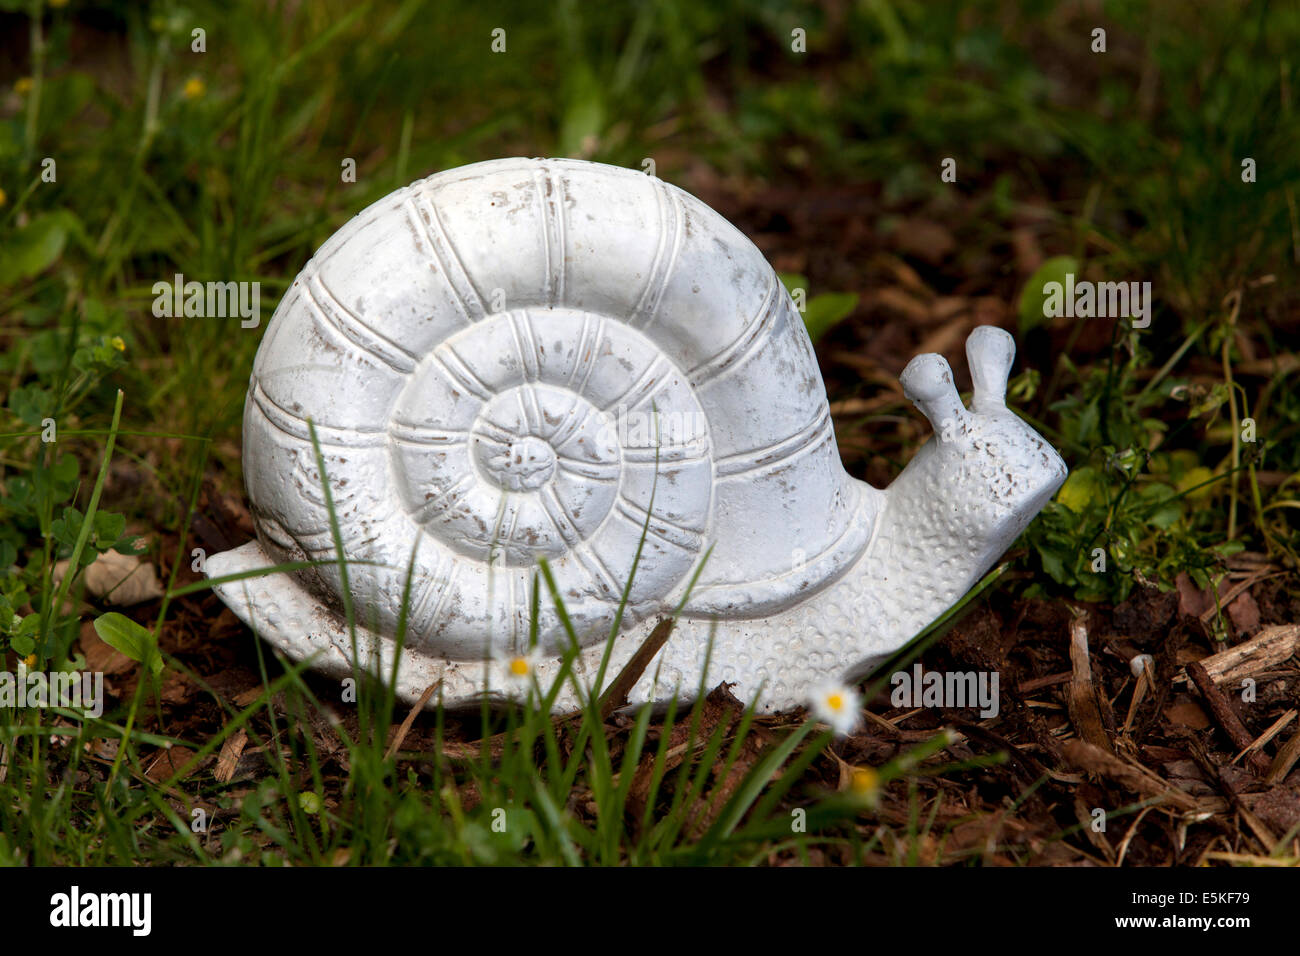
[897,326,1068,541]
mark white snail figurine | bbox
[206,157,1067,713]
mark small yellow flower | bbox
[508,656,530,677]
[22,653,37,668]
[14,77,33,95]
[849,766,879,795]
[110,335,126,352]
[183,77,206,100]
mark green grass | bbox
[1,0,1298,865]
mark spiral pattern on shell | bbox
[241,158,869,660]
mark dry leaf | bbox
[55,550,164,606]
[1011,226,1045,275]
[891,218,955,264]
[1163,698,1212,730]
[1175,571,1215,619]
[145,746,201,783]
[1227,591,1261,635]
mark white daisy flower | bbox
[810,681,861,736]
[500,646,541,693]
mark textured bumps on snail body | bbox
[204,157,1068,713]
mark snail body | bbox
[206,158,1067,712]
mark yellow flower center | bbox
[183,78,205,99]
[826,692,844,712]
[509,657,530,677]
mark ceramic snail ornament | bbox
[205,157,1067,713]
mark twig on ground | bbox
[598,617,675,719]
[1185,662,1272,776]
[1186,739,1277,853]
[384,680,442,760]
[1060,738,1200,812]
[1267,727,1300,785]
[1237,708,1296,768]
[1067,615,1113,753]
[1175,624,1300,685]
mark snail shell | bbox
[207,157,1067,712]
